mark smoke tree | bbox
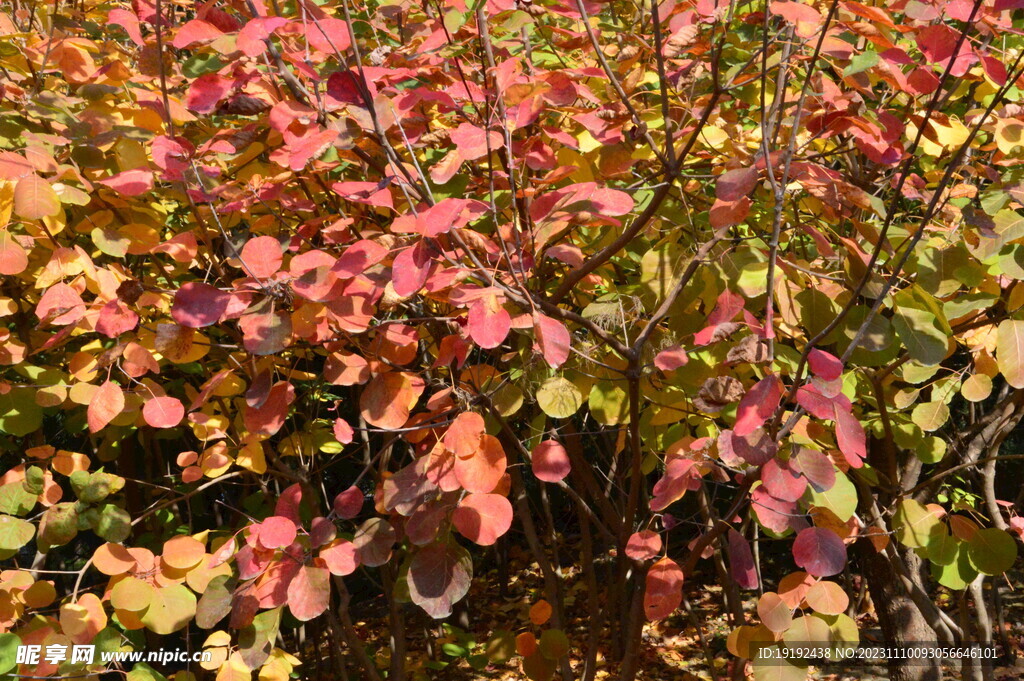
[0,1,1023,681]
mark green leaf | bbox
[0,514,35,551]
[892,305,948,366]
[0,633,19,675]
[94,504,131,543]
[915,436,947,464]
[893,500,943,549]
[931,544,977,590]
[805,471,856,522]
[845,49,878,76]
[966,528,1018,576]
[539,629,570,660]
[0,482,37,516]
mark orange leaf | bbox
[87,381,125,433]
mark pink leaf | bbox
[391,242,434,298]
[109,9,144,46]
[142,396,185,428]
[761,458,807,502]
[654,346,688,371]
[531,440,571,483]
[96,299,139,338]
[468,296,511,349]
[833,405,866,468]
[533,312,571,368]
[320,540,360,576]
[452,493,513,546]
[727,529,759,590]
[240,236,283,278]
[333,418,354,444]
[332,239,389,278]
[734,374,782,437]
[408,542,472,619]
[793,527,847,577]
[258,516,297,550]
[716,167,759,202]
[332,487,363,519]
[625,530,662,561]
[172,282,230,328]
[287,564,330,621]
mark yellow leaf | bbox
[995,118,1024,156]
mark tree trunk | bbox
[857,539,942,681]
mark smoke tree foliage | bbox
[0,0,1023,680]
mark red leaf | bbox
[644,557,684,621]
[408,542,472,619]
[172,282,230,328]
[172,19,223,48]
[88,381,125,433]
[258,516,297,550]
[454,434,507,493]
[694,289,745,345]
[185,74,232,114]
[650,458,697,512]
[320,540,359,576]
[533,312,571,368]
[240,236,283,278]
[243,381,296,437]
[709,197,751,228]
[276,483,303,523]
[450,122,504,160]
[333,418,354,444]
[734,374,782,436]
[452,493,513,546]
[332,239,389,278]
[332,487,363,519]
[287,564,330,621]
[808,349,843,381]
[531,439,571,483]
[792,527,847,577]
[761,457,807,502]
[727,529,759,590]
[833,404,866,468]
[96,299,139,337]
[625,530,662,561]
[716,167,759,202]
[468,295,511,349]
[142,396,185,428]
[654,346,688,371]
[109,9,144,45]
